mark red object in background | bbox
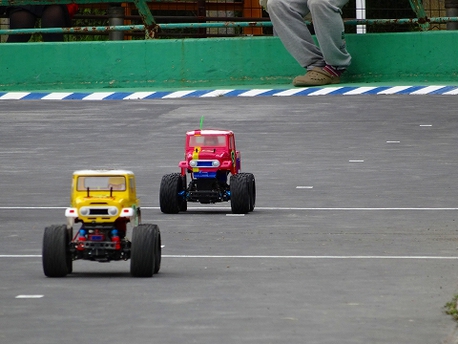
[66,4,79,19]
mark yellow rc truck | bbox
[42,170,161,278]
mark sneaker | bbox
[293,66,341,87]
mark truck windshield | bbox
[189,135,226,147]
[77,176,126,191]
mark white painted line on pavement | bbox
[377,86,411,95]
[410,86,447,95]
[0,207,67,209]
[255,207,458,210]
[163,255,458,259]
[0,255,41,257]
[200,89,234,98]
[162,90,196,99]
[443,88,458,95]
[343,87,377,95]
[0,92,30,100]
[16,295,44,299]
[123,92,155,100]
[1,206,458,211]
[308,87,342,96]
[273,88,307,97]
[42,93,73,100]
[237,89,272,97]
[83,92,114,100]
[2,254,458,260]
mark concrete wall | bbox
[0,31,458,91]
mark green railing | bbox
[1,0,457,38]
[3,18,458,38]
[1,0,158,37]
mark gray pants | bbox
[267,0,351,70]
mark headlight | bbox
[212,160,220,167]
[80,208,89,216]
[108,207,118,216]
[189,160,198,167]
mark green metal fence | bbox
[1,0,458,40]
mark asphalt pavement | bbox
[1,95,458,344]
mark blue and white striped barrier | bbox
[1,85,457,100]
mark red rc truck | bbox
[160,129,256,214]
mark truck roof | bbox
[73,169,135,176]
[186,129,233,136]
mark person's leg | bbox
[7,9,35,43]
[270,0,350,86]
[40,5,67,42]
[308,0,351,69]
[267,0,325,68]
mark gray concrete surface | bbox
[0,96,458,344]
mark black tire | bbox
[179,175,187,212]
[245,173,256,212]
[230,174,251,214]
[130,224,158,277]
[154,228,162,274]
[250,175,256,212]
[160,173,185,214]
[238,172,256,212]
[66,227,73,274]
[42,224,69,277]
